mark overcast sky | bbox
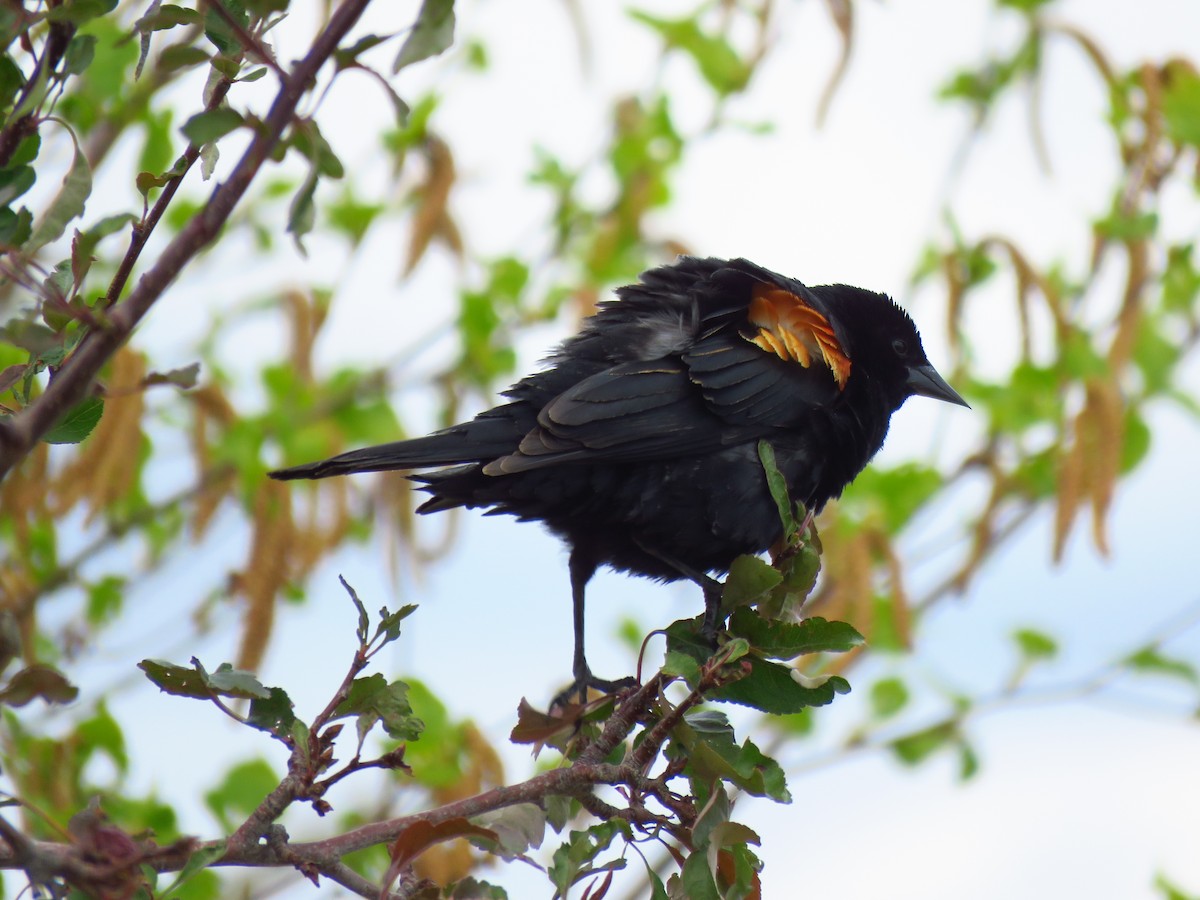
[36,1,1200,898]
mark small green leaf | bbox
[205,663,271,698]
[1163,69,1200,147]
[709,654,849,714]
[727,608,864,659]
[891,720,958,766]
[334,673,424,744]
[246,687,296,738]
[393,0,455,73]
[869,677,909,719]
[1124,647,1198,685]
[158,841,227,899]
[470,803,546,857]
[341,575,370,644]
[180,107,244,145]
[0,165,36,206]
[757,440,797,537]
[663,649,702,686]
[1013,628,1058,662]
[630,10,751,96]
[204,2,248,54]
[204,760,278,831]
[373,603,417,645]
[721,555,783,611]
[287,164,319,253]
[25,130,92,253]
[43,396,104,444]
[86,575,125,625]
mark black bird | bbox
[270,257,967,700]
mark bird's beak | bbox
[907,364,969,408]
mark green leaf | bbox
[677,849,722,900]
[757,440,797,537]
[630,10,752,96]
[547,821,629,897]
[287,163,319,253]
[205,663,271,697]
[869,677,909,719]
[373,603,417,646]
[1163,69,1200,147]
[675,722,790,803]
[662,649,702,686]
[0,206,33,246]
[470,803,546,857]
[76,702,128,773]
[891,720,958,766]
[246,687,296,738]
[158,45,210,73]
[721,555,782,611]
[45,0,118,25]
[180,107,244,145]
[204,2,249,55]
[1155,873,1200,900]
[727,608,864,660]
[341,575,370,644]
[393,0,455,73]
[449,877,509,899]
[158,841,227,899]
[86,575,125,625]
[0,165,36,206]
[1013,628,1058,662]
[204,760,277,831]
[838,462,944,533]
[1124,647,1199,685]
[710,655,849,714]
[138,4,203,32]
[43,396,104,444]
[334,673,424,744]
[25,130,92,253]
[139,658,271,700]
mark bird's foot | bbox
[551,671,639,711]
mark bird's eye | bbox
[891,339,908,355]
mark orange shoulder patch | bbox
[744,284,852,388]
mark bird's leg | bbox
[552,550,636,709]
[633,540,725,644]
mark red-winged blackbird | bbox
[271,257,967,700]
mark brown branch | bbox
[102,76,233,311]
[0,0,375,481]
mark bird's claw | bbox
[551,672,639,711]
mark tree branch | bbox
[0,0,375,481]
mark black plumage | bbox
[271,257,967,699]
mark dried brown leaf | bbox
[405,136,456,275]
[235,480,294,672]
[815,0,853,127]
[1053,422,1085,562]
[51,349,146,523]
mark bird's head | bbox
[812,284,968,411]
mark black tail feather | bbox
[269,433,489,481]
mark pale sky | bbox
[28,1,1200,898]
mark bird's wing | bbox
[485,285,852,475]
